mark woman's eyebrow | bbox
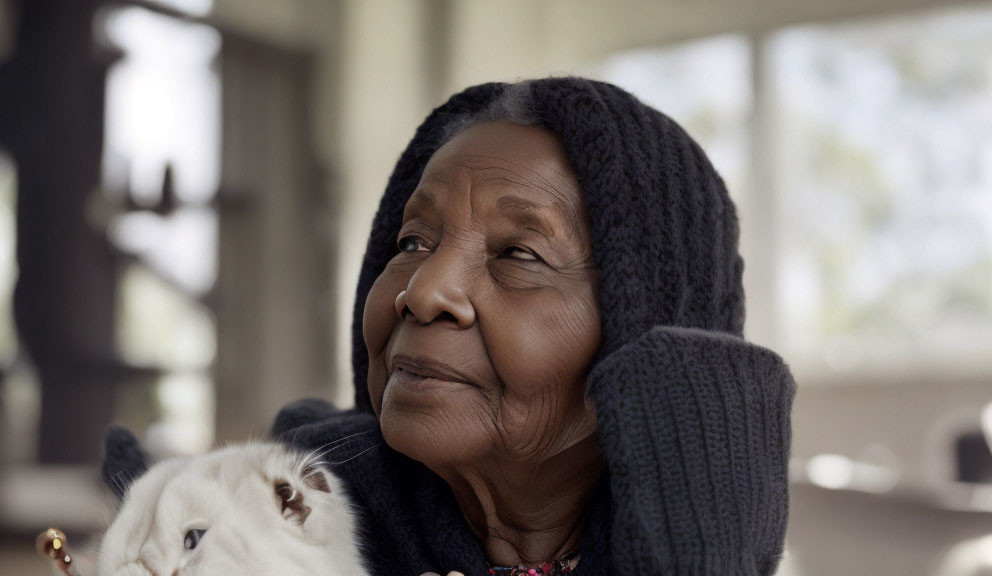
[403,190,437,218]
[495,194,582,242]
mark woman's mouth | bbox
[388,355,475,389]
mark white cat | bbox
[98,442,369,576]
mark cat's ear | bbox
[300,460,332,494]
[274,463,331,526]
[101,425,149,501]
[274,480,312,524]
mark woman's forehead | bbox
[408,122,589,236]
[425,122,580,193]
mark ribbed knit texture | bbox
[588,326,794,575]
[103,77,795,575]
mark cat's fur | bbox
[98,442,368,576]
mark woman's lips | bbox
[389,355,476,387]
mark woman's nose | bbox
[394,251,476,329]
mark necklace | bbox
[488,551,580,576]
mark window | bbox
[0,152,40,465]
[100,5,221,453]
[0,153,15,369]
[771,7,992,374]
[586,4,992,382]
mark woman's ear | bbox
[101,425,149,500]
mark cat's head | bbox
[99,430,365,576]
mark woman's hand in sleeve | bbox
[588,325,796,575]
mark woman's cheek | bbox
[363,268,408,413]
[491,296,587,386]
[488,292,599,415]
[363,270,404,355]
[488,260,555,291]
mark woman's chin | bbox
[379,402,491,468]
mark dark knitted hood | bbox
[351,77,744,412]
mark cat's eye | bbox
[183,528,206,550]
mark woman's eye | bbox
[184,529,207,551]
[501,246,539,261]
[397,236,429,253]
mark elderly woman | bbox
[274,77,795,575]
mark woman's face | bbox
[363,121,601,469]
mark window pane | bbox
[116,264,216,371]
[771,6,992,373]
[99,6,221,454]
[0,153,16,367]
[0,154,41,466]
[102,6,221,206]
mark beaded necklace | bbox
[487,551,580,576]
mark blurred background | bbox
[1,0,991,574]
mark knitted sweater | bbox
[273,326,794,575]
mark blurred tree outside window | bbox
[588,4,992,382]
[771,6,992,375]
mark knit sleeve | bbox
[587,325,795,576]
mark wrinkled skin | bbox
[363,121,605,565]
